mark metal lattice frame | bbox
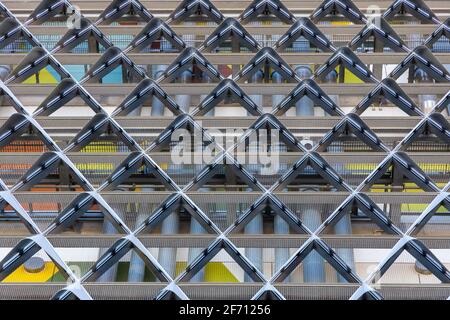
[0,0,448,300]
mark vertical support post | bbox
[176,70,192,113]
[272,71,290,282]
[187,208,206,282]
[151,64,167,116]
[248,70,264,115]
[158,212,180,278]
[295,66,314,115]
[0,66,10,81]
[88,36,99,53]
[372,38,384,80]
[414,69,437,114]
[244,208,263,282]
[334,216,355,283]
[127,188,154,282]
[127,211,150,282]
[96,219,118,282]
[302,207,325,282]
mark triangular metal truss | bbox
[388,45,450,82]
[0,0,448,302]
[54,17,113,53]
[112,79,183,116]
[33,78,104,116]
[82,46,147,83]
[272,151,353,191]
[318,192,402,235]
[364,236,450,283]
[349,17,409,52]
[158,47,224,83]
[65,113,141,152]
[424,18,450,49]
[0,113,59,151]
[274,17,336,52]
[0,18,39,50]
[199,17,261,52]
[232,113,308,153]
[239,0,296,24]
[127,18,186,53]
[315,113,390,152]
[96,0,153,24]
[272,79,344,116]
[27,0,75,24]
[314,47,378,83]
[360,151,440,192]
[310,0,367,24]
[383,0,440,24]
[7,47,71,83]
[271,235,363,283]
[192,79,263,116]
[167,0,224,24]
[352,78,422,116]
[234,47,301,82]
[399,113,450,149]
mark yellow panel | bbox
[401,203,449,212]
[370,184,390,192]
[331,21,352,26]
[175,261,187,277]
[345,164,377,170]
[81,141,118,153]
[204,262,239,282]
[175,261,239,282]
[335,65,364,84]
[76,163,114,171]
[22,68,58,84]
[343,68,365,84]
[160,163,168,170]
[2,262,58,283]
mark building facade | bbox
[0,0,449,300]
